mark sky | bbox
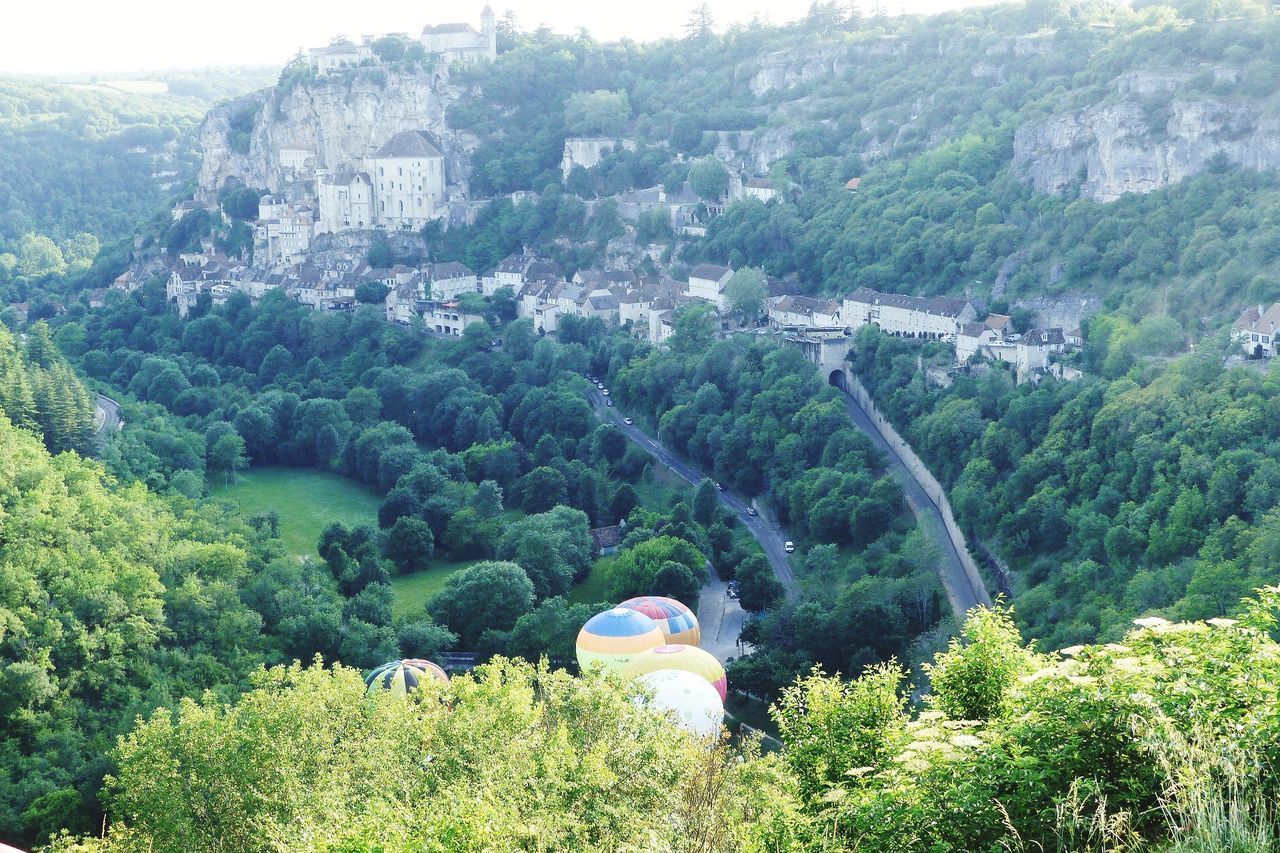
[1,0,999,75]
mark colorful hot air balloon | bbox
[618,596,700,646]
[635,669,724,738]
[576,607,665,674]
[623,643,727,700]
[365,659,449,697]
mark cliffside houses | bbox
[841,288,978,338]
[256,196,314,270]
[1233,303,1280,357]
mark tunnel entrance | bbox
[828,369,847,391]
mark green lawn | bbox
[390,560,480,620]
[569,554,622,606]
[211,466,382,559]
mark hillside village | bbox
[91,5,1088,387]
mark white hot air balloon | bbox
[635,669,724,739]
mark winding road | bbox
[586,385,799,663]
[836,387,990,617]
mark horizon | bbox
[3,0,1004,76]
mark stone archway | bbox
[828,369,848,392]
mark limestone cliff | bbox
[197,71,471,200]
[1012,70,1278,202]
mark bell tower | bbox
[481,5,496,60]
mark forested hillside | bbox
[0,70,272,302]
[407,0,1280,331]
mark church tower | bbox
[481,5,496,60]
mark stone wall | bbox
[844,371,992,612]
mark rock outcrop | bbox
[1013,71,1279,202]
[198,72,471,200]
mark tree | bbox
[692,479,720,525]
[736,554,783,612]
[564,90,632,136]
[772,662,907,802]
[427,561,535,646]
[506,597,605,663]
[688,158,730,201]
[669,303,718,354]
[685,3,715,38]
[923,605,1038,721]
[209,433,248,486]
[611,535,706,600]
[518,466,569,513]
[724,268,768,322]
[355,282,390,304]
[383,517,435,575]
[608,484,639,524]
[651,561,700,604]
[471,480,504,518]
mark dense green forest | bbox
[0,70,272,301]
[13,0,1280,846]
[852,323,1280,650]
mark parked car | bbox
[623,417,633,425]
[746,507,757,516]
[602,389,610,396]
[727,581,740,599]
[607,399,614,407]
[784,541,795,553]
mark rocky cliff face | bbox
[198,72,471,200]
[1012,72,1278,202]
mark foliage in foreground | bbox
[63,658,801,852]
[774,598,1280,851]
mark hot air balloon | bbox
[635,669,724,738]
[623,643,727,700]
[617,596,700,646]
[576,607,665,674]
[365,658,449,697]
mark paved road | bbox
[697,577,748,662]
[586,387,796,593]
[837,390,989,617]
[95,393,121,436]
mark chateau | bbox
[316,131,446,233]
[308,7,496,74]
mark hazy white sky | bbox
[2,0,997,75]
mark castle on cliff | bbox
[308,6,496,74]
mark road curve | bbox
[837,389,989,617]
[586,388,797,594]
[95,393,122,436]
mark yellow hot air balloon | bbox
[623,643,726,700]
[576,607,665,674]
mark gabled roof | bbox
[845,287,973,319]
[1021,328,1065,347]
[373,130,443,159]
[984,313,1012,331]
[428,261,475,280]
[588,294,620,310]
[422,22,480,35]
[959,322,995,338]
[689,263,732,282]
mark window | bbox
[398,167,403,176]
[379,167,384,176]
[1254,334,1261,342]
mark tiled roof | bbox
[690,263,732,282]
[845,287,972,319]
[374,130,443,159]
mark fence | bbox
[844,373,992,611]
